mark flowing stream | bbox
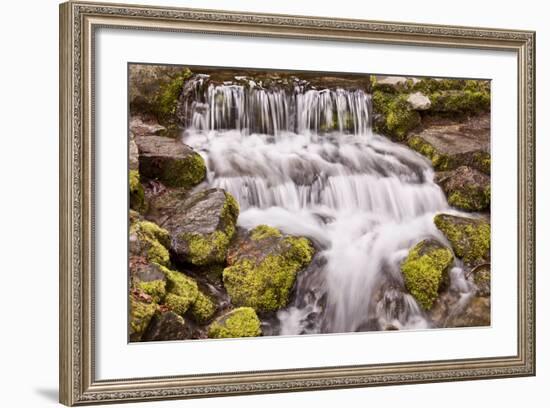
[179,75,470,335]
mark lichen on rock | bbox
[400,239,454,310]
[223,225,315,313]
[208,307,262,339]
[434,213,490,267]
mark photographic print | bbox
[128,64,491,342]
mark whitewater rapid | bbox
[179,77,472,335]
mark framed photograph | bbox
[59,1,536,405]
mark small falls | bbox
[179,74,472,335]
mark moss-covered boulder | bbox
[406,114,491,174]
[434,213,490,267]
[400,239,454,310]
[190,290,217,324]
[223,225,315,313]
[129,294,157,342]
[129,170,147,213]
[208,307,261,339]
[162,266,199,316]
[141,311,192,341]
[129,219,171,267]
[135,135,206,188]
[162,188,239,266]
[436,166,490,212]
[130,261,167,303]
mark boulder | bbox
[162,265,199,316]
[141,311,192,341]
[135,135,206,188]
[129,219,171,267]
[400,239,454,310]
[469,263,491,297]
[223,225,315,313]
[436,166,490,212]
[407,114,491,174]
[434,214,490,267]
[208,307,261,338]
[162,188,240,266]
[372,91,421,141]
[407,92,431,110]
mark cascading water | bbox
[179,74,474,335]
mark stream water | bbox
[179,76,471,335]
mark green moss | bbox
[129,297,157,341]
[472,151,491,175]
[221,191,240,237]
[129,170,146,213]
[251,225,282,241]
[373,91,420,141]
[152,68,192,126]
[181,230,230,266]
[223,237,314,313]
[434,214,491,265]
[407,136,451,170]
[130,220,171,267]
[208,307,261,339]
[401,240,454,310]
[161,266,199,316]
[137,280,166,303]
[190,290,216,323]
[161,152,207,188]
[429,90,490,115]
[448,185,490,212]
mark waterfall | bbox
[179,74,469,335]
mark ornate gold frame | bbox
[59,1,536,405]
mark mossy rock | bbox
[407,135,452,170]
[434,213,490,267]
[208,307,262,339]
[161,266,199,316]
[129,295,157,341]
[129,257,168,304]
[142,311,192,341]
[136,135,206,188]
[189,290,217,324]
[437,166,490,212]
[164,189,240,266]
[129,170,147,213]
[223,225,315,313]
[129,220,171,267]
[400,239,454,310]
[470,263,491,297]
[372,91,420,141]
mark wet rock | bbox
[446,296,490,327]
[135,135,206,188]
[142,311,192,341]
[146,187,190,227]
[436,166,490,212]
[161,188,239,266]
[407,92,431,110]
[130,261,167,303]
[434,213,490,267]
[223,225,315,313]
[208,307,262,338]
[407,114,491,174]
[400,239,454,310]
